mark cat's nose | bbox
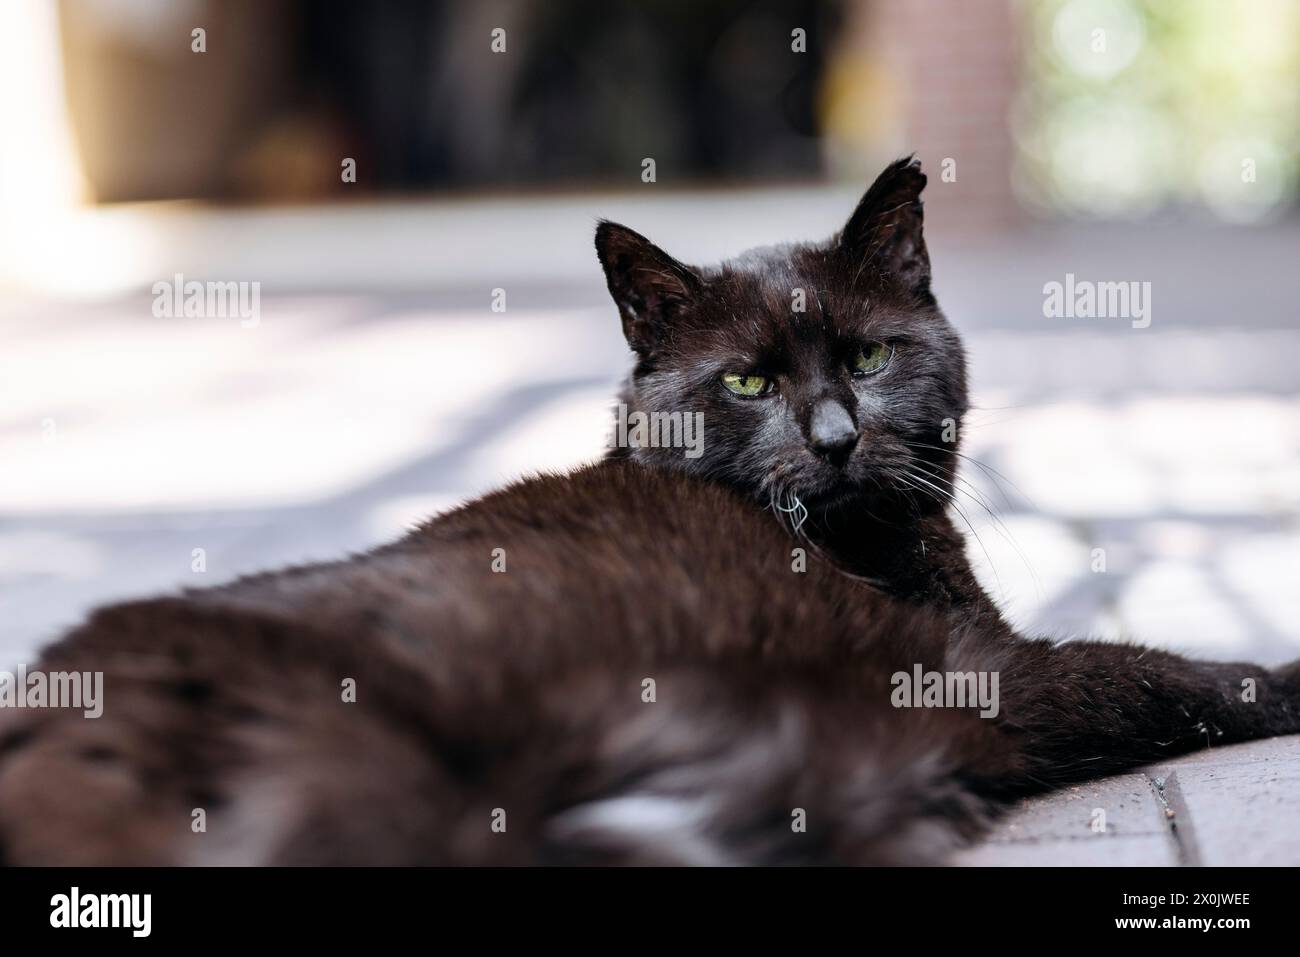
[808,399,858,462]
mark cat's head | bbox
[595,157,967,517]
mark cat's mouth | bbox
[795,484,867,511]
[788,479,900,520]
[763,462,874,516]
[763,451,922,518]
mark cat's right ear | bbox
[595,221,701,356]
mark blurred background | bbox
[2,0,1299,667]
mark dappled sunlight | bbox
[957,391,1300,659]
[0,303,620,513]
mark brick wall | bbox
[866,0,1023,231]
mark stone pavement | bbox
[2,195,1298,865]
[956,735,1300,866]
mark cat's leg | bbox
[950,632,1300,792]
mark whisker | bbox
[898,463,1008,603]
[907,459,1043,601]
[904,440,1035,512]
[773,490,809,535]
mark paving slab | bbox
[954,773,1177,866]
[956,735,1300,866]
[1148,736,1300,866]
[986,775,1169,840]
[954,833,1176,867]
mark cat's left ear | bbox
[595,220,702,356]
[840,156,932,300]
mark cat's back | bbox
[0,461,949,865]
[192,459,862,673]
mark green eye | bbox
[721,373,770,396]
[853,342,892,375]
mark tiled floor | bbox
[4,305,1298,668]
[956,390,1300,665]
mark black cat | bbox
[1,159,1296,865]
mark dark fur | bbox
[3,160,1298,865]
